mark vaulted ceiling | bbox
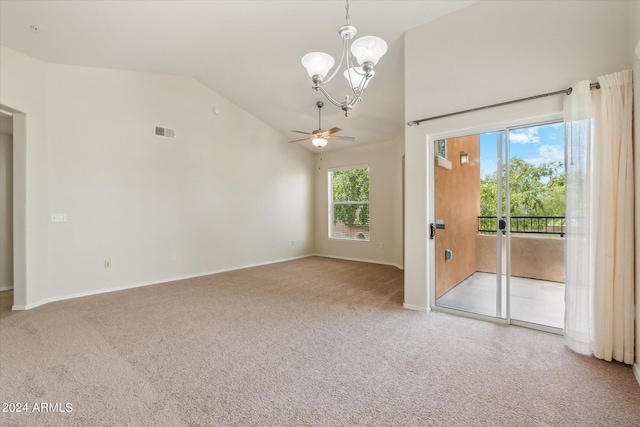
[0,1,476,151]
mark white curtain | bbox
[564,70,634,364]
[564,80,594,356]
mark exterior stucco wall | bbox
[477,234,565,283]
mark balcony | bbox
[476,216,565,283]
[435,216,565,329]
[433,130,566,330]
[478,215,566,237]
[436,272,565,328]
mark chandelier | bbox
[301,0,387,117]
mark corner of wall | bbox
[0,48,50,308]
[632,0,640,377]
[313,139,405,268]
[634,52,640,383]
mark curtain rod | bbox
[406,82,600,126]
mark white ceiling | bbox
[0,0,476,152]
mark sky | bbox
[479,122,565,178]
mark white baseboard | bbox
[12,254,315,311]
[0,286,14,292]
[313,253,403,270]
[12,254,404,311]
[633,363,640,388]
[403,303,431,312]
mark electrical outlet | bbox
[104,259,111,268]
[291,241,295,246]
[379,242,384,249]
[170,253,177,261]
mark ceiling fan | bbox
[289,101,355,148]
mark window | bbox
[328,166,370,240]
[436,139,447,158]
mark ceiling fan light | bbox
[301,52,335,79]
[344,67,374,91]
[350,36,387,66]
[312,137,328,148]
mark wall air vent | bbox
[154,125,175,139]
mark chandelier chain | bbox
[345,0,350,25]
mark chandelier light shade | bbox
[344,67,374,92]
[300,0,387,117]
[301,52,335,80]
[350,36,388,66]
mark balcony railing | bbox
[478,216,565,237]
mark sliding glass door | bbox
[433,122,565,332]
[507,122,565,330]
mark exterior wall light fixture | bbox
[460,151,469,165]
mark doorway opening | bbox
[0,108,14,317]
[431,120,566,333]
[0,104,26,313]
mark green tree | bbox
[480,157,565,217]
[332,167,369,229]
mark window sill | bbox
[436,155,452,170]
[329,237,370,243]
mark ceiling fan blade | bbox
[325,127,342,135]
[288,137,312,143]
[291,130,314,136]
[327,135,356,141]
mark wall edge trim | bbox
[402,303,430,312]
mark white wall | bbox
[1,46,315,307]
[314,137,404,268]
[404,0,633,310]
[0,133,13,290]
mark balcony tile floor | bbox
[436,272,565,329]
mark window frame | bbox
[327,164,370,241]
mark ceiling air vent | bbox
[154,125,175,139]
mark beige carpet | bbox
[1,256,638,426]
